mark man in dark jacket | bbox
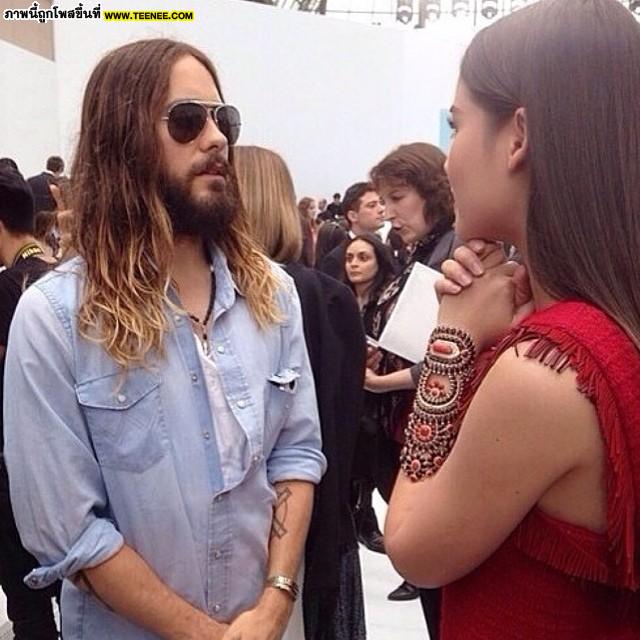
[317,182,385,280]
[27,155,64,214]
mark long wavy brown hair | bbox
[72,39,281,368]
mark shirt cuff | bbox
[267,449,327,486]
[24,518,124,589]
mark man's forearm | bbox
[220,481,315,638]
[76,544,227,640]
[267,480,314,578]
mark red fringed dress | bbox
[440,301,640,639]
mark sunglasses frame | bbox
[161,99,242,145]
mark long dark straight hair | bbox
[461,0,640,347]
[343,232,396,301]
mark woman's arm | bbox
[364,366,416,393]
[385,346,604,588]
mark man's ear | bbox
[507,107,529,172]
[346,209,357,226]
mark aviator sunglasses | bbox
[162,100,242,145]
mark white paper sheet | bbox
[378,262,441,364]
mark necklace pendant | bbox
[203,332,210,356]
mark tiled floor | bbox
[0,494,428,639]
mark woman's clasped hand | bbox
[435,239,534,352]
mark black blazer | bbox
[317,238,348,280]
[27,172,56,213]
[285,263,366,590]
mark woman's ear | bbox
[507,107,529,172]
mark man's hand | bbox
[223,588,293,640]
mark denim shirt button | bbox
[190,373,198,382]
[236,399,247,409]
[216,345,225,354]
[203,432,211,440]
[213,604,222,613]
[117,394,126,404]
[27,575,40,587]
[214,549,222,559]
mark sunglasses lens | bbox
[215,105,241,146]
[167,103,207,144]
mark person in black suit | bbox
[321,192,342,221]
[317,181,385,280]
[27,156,65,214]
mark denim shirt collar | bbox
[209,244,242,316]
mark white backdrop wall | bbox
[3,0,471,198]
[0,39,59,177]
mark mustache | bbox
[190,153,231,177]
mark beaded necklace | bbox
[188,264,216,356]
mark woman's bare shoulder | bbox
[475,340,601,465]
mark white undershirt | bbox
[194,336,305,638]
[194,335,245,486]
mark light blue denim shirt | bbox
[3,248,326,639]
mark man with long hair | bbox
[4,39,325,640]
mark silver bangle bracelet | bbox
[265,575,299,601]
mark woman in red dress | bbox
[385,1,640,638]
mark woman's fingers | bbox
[436,241,508,300]
[479,244,507,270]
[452,245,485,277]
[442,257,475,286]
[467,238,487,254]
[435,277,462,302]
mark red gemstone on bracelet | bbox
[410,459,421,472]
[417,425,433,441]
[432,341,454,355]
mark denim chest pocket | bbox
[76,372,166,473]
[265,368,300,435]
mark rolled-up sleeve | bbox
[266,283,327,485]
[4,285,123,588]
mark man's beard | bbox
[161,156,240,244]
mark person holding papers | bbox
[344,233,396,555]
[364,143,459,634]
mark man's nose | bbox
[199,112,229,155]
